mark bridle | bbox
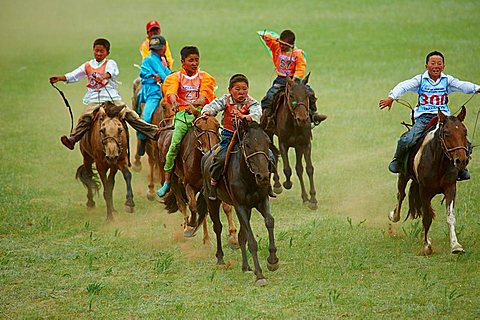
[438,122,468,161]
[193,116,219,154]
[284,83,309,122]
[100,120,123,156]
[239,128,270,175]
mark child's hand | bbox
[153,75,162,83]
[379,97,394,111]
[49,76,64,84]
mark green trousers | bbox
[163,109,196,173]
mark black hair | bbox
[280,30,295,45]
[93,38,110,52]
[426,51,444,64]
[180,46,200,60]
[229,74,249,89]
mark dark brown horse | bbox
[389,107,469,255]
[158,105,238,246]
[266,74,318,209]
[131,82,174,200]
[195,120,278,286]
[76,102,134,221]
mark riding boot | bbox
[389,140,409,173]
[60,135,79,150]
[457,169,470,181]
[268,184,277,198]
[156,172,172,197]
[308,95,327,125]
[208,178,218,201]
[137,139,146,157]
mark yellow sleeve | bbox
[294,49,306,79]
[165,41,174,69]
[162,72,180,102]
[199,72,216,104]
[140,39,150,60]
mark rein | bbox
[51,83,74,134]
[236,120,270,175]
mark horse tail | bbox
[75,165,100,193]
[163,191,179,213]
[406,180,422,220]
[193,189,208,235]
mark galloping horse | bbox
[265,74,318,209]
[76,101,134,221]
[131,81,174,200]
[389,107,469,255]
[158,105,238,246]
[195,120,278,286]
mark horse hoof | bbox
[389,210,399,223]
[132,161,142,172]
[255,278,268,287]
[228,237,240,250]
[283,181,292,190]
[307,201,318,210]
[452,244,465,254]
[125,205,134,213]
[147,192,156,201]
[183,226,197,238]
[267,261,279,272]
[273,186,283,194]
[217,259,225,265]
[421,245,433,256]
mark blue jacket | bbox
[140,51,171,88]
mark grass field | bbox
[1,0,480,318]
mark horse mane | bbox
[102,101,126,118]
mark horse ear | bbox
[457,106,467,122]
[302,72,311,85]
[438,108,446,124]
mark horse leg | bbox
[183,185,199,238]
[171,182,188,229]
[132,137,142,172]
[389,174,409,222]
[270,142,282,194]
[304,142,317,210]
[236,206,266,286]
[445,185,464,254]
[98,168,114,221]
[146,152,156,201]
[222,203,239,250]
[279,142,293,190]
[237,222,251,273]
[82,157,96,209]
[420,193,434,256]
[257,198,279,272]
[201,217,210,245]
[121,167,135,213]
[294,145,309,204]
[207,199,224,264]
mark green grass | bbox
[1,0,480,318]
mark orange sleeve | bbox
[140,38,150,60]
[294,49,306,79]
[162,72,180,102]
[199,71,216,104]
[262,33,280,53]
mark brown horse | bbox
[194,120,278,286]
[158,105,239,246]
[131,80,174,200]
[76,101,134,221]
[265,74,318,209]
[389,107,469,255]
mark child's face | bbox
[152,46,166,57]
[93,45,109,62]
[425,55,445,79]
[280,38,294,52]
[147,27,161,39]
[229,81,249,103]
[181,54,200,75]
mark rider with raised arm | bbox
[379,50,480,180]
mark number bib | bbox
[416,76,449,115]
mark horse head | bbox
[98,102,125,164]
[438,106,469,171]
[238,120,271,187]
[192,107,220,153]
[285,74,310,126]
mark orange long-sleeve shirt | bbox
[261,32,306,79]
[162,68,216,110]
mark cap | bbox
[146,20,160,32]
[149,35,166,50]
